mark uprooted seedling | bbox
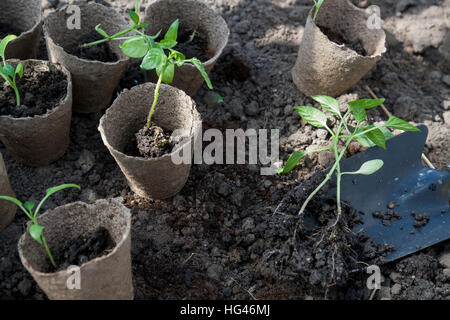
[81,0,213,155]
[0,184,81,268]
[0,35,23,106]
[278,95,419,224]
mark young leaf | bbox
[2,64,14,77]
[312,95,340,117]
[214,93,224,103]
[349,98,385,110]
[171,50,186,67]
[343,159,384,175]
[120,37,149,58]
[191,58,213,89]
[157,63,175,84]
[126,9,140,25]
[384,116,420,132]
[355,127,394,147]
[0,35,18,60]
[46,184,81,196]
[15,63,23,78]
[29,224,44,244]
[141,48,166,70]
[294,106,328,128]
[363,126,386,149]
[348,102,366,124]
[278,150,306,174]
[164,19,179,42]
[94,24,109,38]
[0,195,24,210]
[159,39,177,49]
[24,201,35,212]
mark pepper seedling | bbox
[0,184,81,268]
[313,0,325,22]
[0,35,23,106]
[81,0,213,128]
[278,95,419,223]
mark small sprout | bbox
[0,35,23,107]
[0,184,81,268]
[313,0,325,22]
[278,95,419,221]
[81,0,214,129]
[214,93,224,104]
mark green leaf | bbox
[312,95,340,117]
[157,63,174,84]
[293,106,328,128]
[15,63,23,78]
[2,64,14,77]
[349,98,385,110]
[120,37,149,58]
[0,35,18,60]
[29,224,44,244]
[363,126,386,149]
[46,184,81,196]
[348,102,367,124]
[384,116,420,132]
[24,201,35,212]
[191,58,213,90]
[214,93,224,103]
[159,39,177,49]
[140,48,166,70]
[94,24,109,38]
[355,127,394,147]
[343,159,384,176]
[0,195,23,209]
[164,19,179,42]
[171,50,185,67]
[278,150,306,174]
[126,9,140,25]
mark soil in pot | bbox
[46,227,116,273]
[125,125,175,158]
[65,31,118,63]
[157,27,210,62]
[0,65,67,118]
[0,22,23,39]
[318,25,367,56]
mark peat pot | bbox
[44,3,130,113]
[18,199,133,300]
[0,152,16,231]
[0,0,42,60]
[144,0,229,96]
[0,60,72,167]
[99,83,201,199]
[292,0,386,97]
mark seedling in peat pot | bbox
[0,184,81,268]
[313,0,325,21]
[278,95,419,224]
[0,35,23,106]
[81,0,213,129]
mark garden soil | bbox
[0,0,449,300]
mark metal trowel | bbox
[335,125,449,262]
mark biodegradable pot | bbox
[0,0,42,60]
[44,3,130,113]
[99,83,201,199]
[0,152,16,231]
[18,199,133,300]
[144,0,229,96]
[292,0,386,97]
[0,60,72,167]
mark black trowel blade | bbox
[337,125,450,262]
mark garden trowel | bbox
[336,125,450,262]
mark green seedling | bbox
[0,35,23,106]
[0,184,81,268]
[278,95,419,222]
[81,0,213,128]
[313,0,325,22]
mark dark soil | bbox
[0,65,67,118]
[66,32,118,63]
[49,227,115,273]
[411,212,430,229]
[223,58,251,82]
[125,125,174,158]
[0,23,22,39]
[318,25,368,56]
[373,209,403,227]
[174,29,210,62]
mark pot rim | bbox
[0,59,72,122]
[18,199,132,277]
[307,1,386,59]
[99,82,201,163]
[43,2,131,66]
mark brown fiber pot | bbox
[0,152,16,231]
[292,0,386,97]
[99,83,201,200]
[144,0,229,96]
[0,0,42,60]
[18,199,133,300]
[0,60,72,167]
[44,3,130,113]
